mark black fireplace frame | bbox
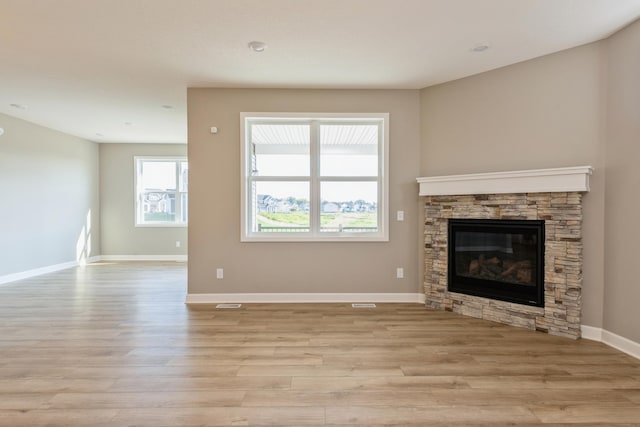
[447,219,545,307]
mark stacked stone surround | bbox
[423,192,583,339]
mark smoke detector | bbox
[248,41,267,52]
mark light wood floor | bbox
[0,262,639,426]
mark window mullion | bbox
[377,121,384,237]
[310,121,320,235]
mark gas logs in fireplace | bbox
[448,219,545,307]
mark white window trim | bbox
[240,112,389,242]
[134,156,188,228]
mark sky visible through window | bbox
[142,161,176,190]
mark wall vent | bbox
[352,303,376,308]
[216,303,242,309]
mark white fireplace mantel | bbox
[417,166,593,197]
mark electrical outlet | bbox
[175,241,181,248]
[216,268,224,279]
[396,267,404,279]
[397,210,404,221]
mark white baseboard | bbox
[0,256,100,285]
[601,329,640,360]
[186,293,426,304]
[99,255,187,262]
[581,325,640,360]
[580,325,603,341]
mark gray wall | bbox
[420,20,640,345]
[99,143,188,256]
[604,19,640,343]
[0,113,100,276]
[420,42,607,329]
[187,89,421,295]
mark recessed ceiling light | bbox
[124,122,132,126]
[248,41,267,52]
[9,103,28,110]
[470,44,490,52]
[161,105,174,109]
[95,133,104,137]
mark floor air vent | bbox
[216,303,241,309]
[352,303,376,308]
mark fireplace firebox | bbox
[448,219,545,307]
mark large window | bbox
[135,157,188,226]
[241,113,389,241]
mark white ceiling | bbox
[1,0,639,144]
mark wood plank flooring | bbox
[0,261,638,426]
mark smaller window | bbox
[135,157,188,226]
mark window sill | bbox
[135,223,188,228]
[241,234,388,243]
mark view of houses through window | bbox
[255,182,378,233]
[135,157,188,226]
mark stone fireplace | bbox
[417,167,592,339]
